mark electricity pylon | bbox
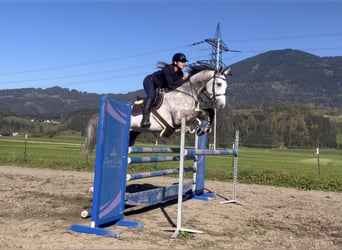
[196,23,239,149]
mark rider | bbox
[140,52,191,128]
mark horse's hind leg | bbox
[129,131,141,146]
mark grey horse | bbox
[82,65,232,156]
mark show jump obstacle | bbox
[69,96,239,238]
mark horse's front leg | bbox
[196,120,211,136]
[184,117,201,134]
[196,109,214,136]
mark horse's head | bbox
[205,66,231,109]
[188,65,232,109]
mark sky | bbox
[0,0,341,94]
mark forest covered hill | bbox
[0,49,341,118]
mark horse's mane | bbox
[188,64,216,75]
[156,62,216,75]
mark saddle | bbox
[131,90,175,137]
[131,90,163,115]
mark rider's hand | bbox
[183,73,191,81]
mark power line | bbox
[57,71,149,88]
[0,54,210,85]
[229,32,342,43]
[1,32,340,76]
[0,46,189,76]
[0,65,154,84]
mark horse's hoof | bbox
[196,128,204,136]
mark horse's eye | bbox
[217,82,222,87]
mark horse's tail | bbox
[82,113,98,157]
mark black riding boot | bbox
[140,98,153,128]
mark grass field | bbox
[1,131,341,192]
[337,133,342,145]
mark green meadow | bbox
[0,131,341,192]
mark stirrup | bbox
[140,119,151,128]
[141,123,151,128]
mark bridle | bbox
[198,70,227,108]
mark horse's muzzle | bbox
[215,96,226,108]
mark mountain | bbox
[0,86,145,117]
[0,49,341,117]
[228,49,342,109]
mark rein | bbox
[172,77,198,103]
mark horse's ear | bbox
[215,66,223,74]
[223,67,232,76]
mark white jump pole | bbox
[220,130,244,206]
[162,117,203,238]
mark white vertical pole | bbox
[213,109,217,150]
[316,147,321,179]
[213,38,220,150]
[172,117,186,238]
[24,133,28,162]
[216,38,221,69]
[220,130,243,206]
[231,130,239,201]
[170,117,203,238]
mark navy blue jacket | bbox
[150,64,185,90]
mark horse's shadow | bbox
[123,184,232,228]
[124,183,191,228]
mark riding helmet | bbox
[172,53,188,63]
